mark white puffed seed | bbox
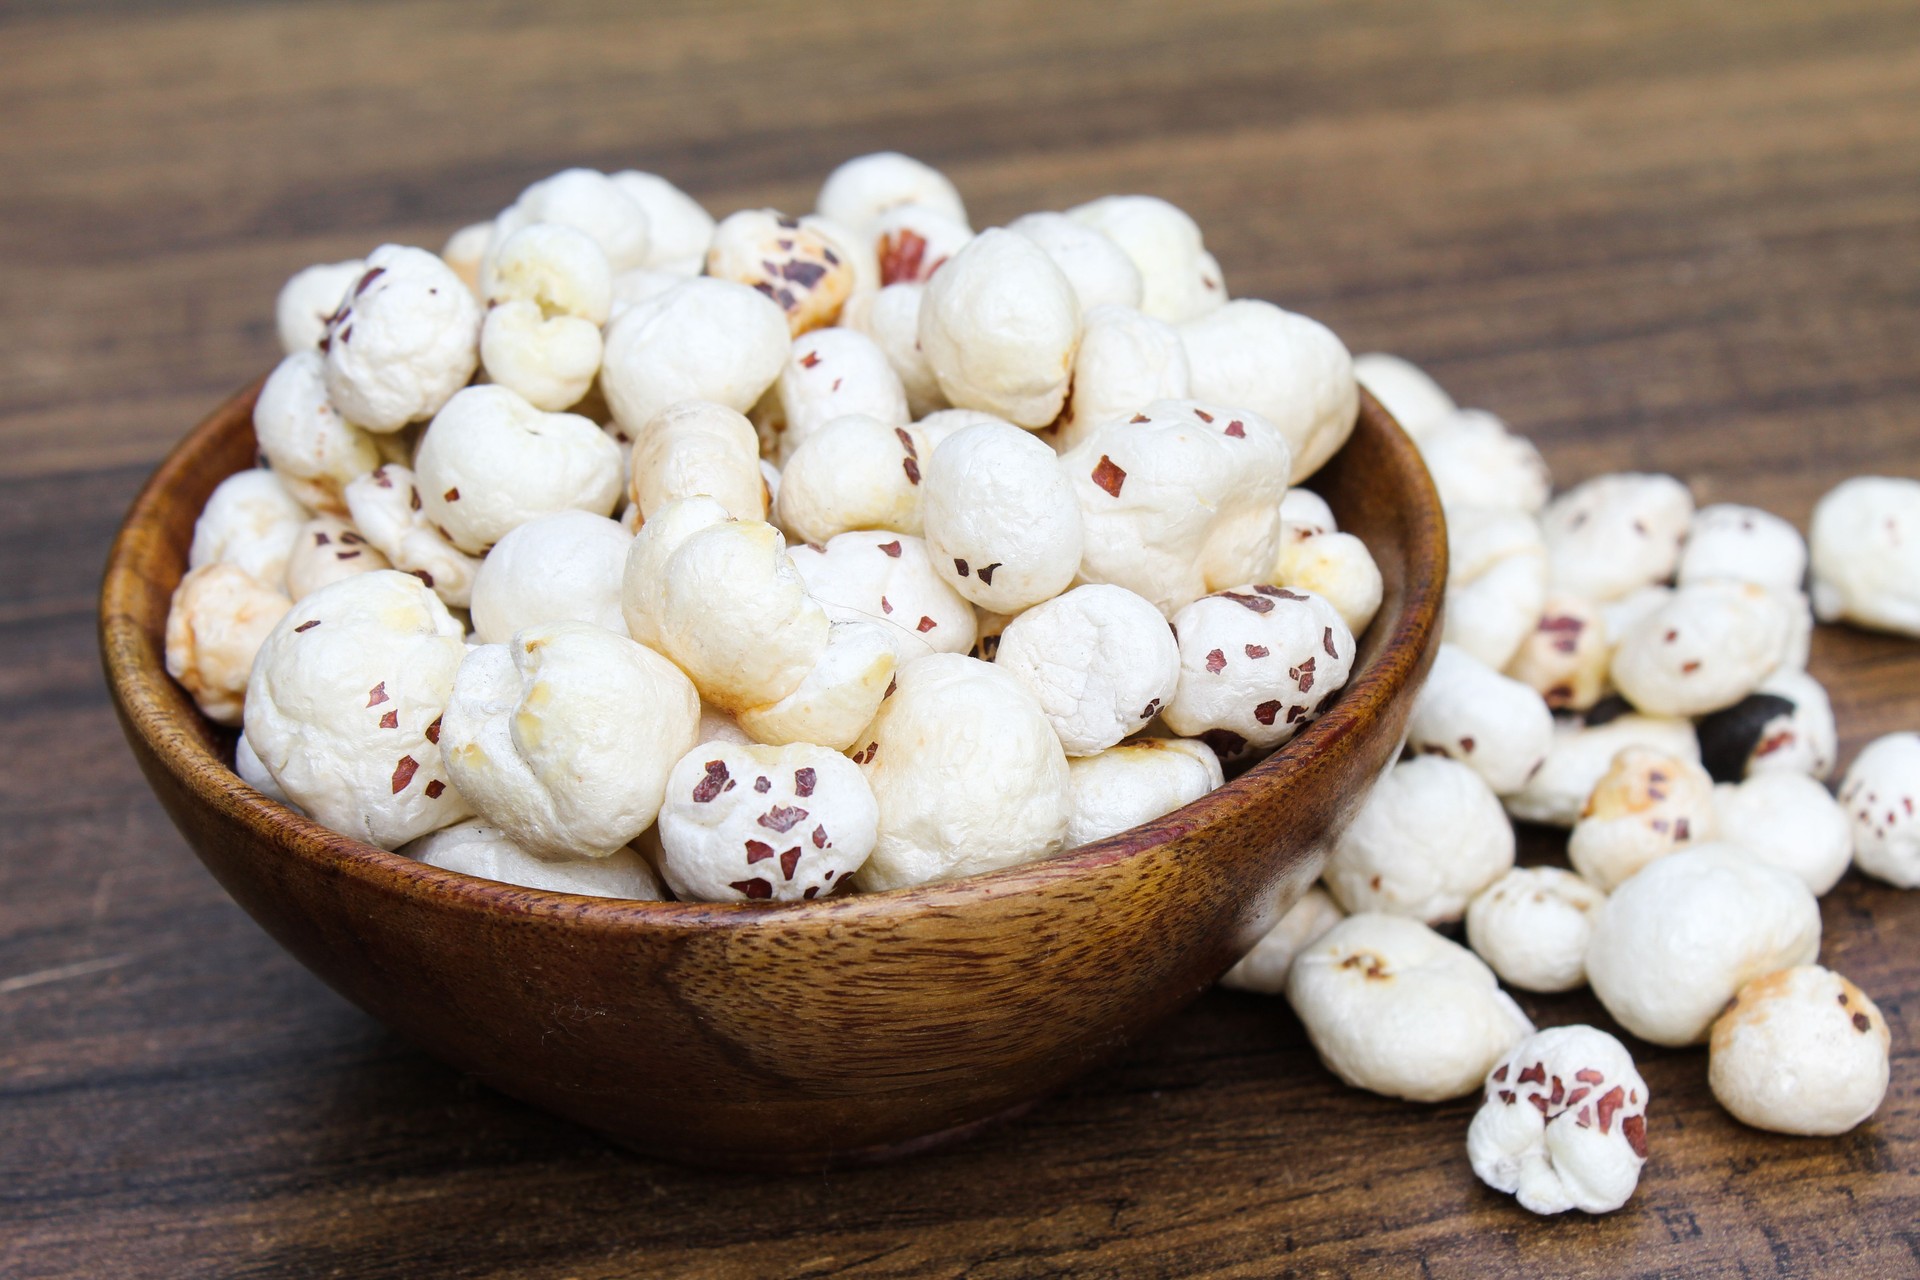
[189,468,309,589]
[815,152,967,235]
[917,228,1081,428]
[871,202,974,287]
[1444,506,1549,671]
[1505,592,1613,713]
[1279,488,1338,544]
[165,563,292,726]
[1286,913,1534,1103]
[706,208,857,336]
[1162,586,1356,761]
[600,277,792,440]
[1063,399,1292,616]
[1585,845,1821,1046]
[1696,667,1838,783]
[1468,1026,1649,1215]
[840,283,945,418]
[1543,473,1694,603]
[1709,966,1891,1136]
[322,245,482,433]
[1838,731,1920,888]
[487,168,651,279]
[1567,747,1720,890]
[1006,212,1143,315]
[468,510,630,643]
[995,584,1180,756]
[243,570,473,848]
[1406,644,1555,796]
[1679,503,1808,591]
[479,223,613,411]
[618,495,731,652]
[1418,410,1552,515]
[253,351,382,515]
[657,741,877,901]
[773,326,911,463]
[606,267,686,322]
[628,399,766,525]
[1276,530,1384,639]
[1712,773,1853,895]
[343,464,483,608]
[1465,866,1606,994]
[234,732,295,807]
[1063,737,1223,848]
[441,622,699,858]
[1066,194,1225,325]
[285,515,392,600]
[1178,300,1358,484]
[1352,352,1457,443]
[1504,709,1702,829]
[789,530,977,663]
[1049,305,1191,453]
[849,653,1072,892]
[1809,476,1920,637]
[1323,756,1516,925]
[733,620,895,752]
[1218,884,1344,994]
[923,420,1084,612]
[608,170,714,276]
[1610,580,1794,717]
[774,414,929,543]
[276,259,365,355]
[403,821,664,899]
[441,223,490,297]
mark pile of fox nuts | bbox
[166,153,1379,913]
[1227,352,1918,1216]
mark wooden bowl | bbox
[101,382,1445,1172]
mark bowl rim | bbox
[101,381,1444,933]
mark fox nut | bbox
[468,510,631,644]
[815,152,968,235]
[773,327,911,462]
[243,570,473,848]
[1543,473,1694,603]
[487,168,651,278]
[1838,731,1920,888]
[872,202,974,287]
[1469,1025,1649,1215]
[1178,300,1358,483]
[1050,305,1191,452]
[1407,644,1555,796]
[1586,845,1821,1046]
[1695,668,1837,782]
[276,258,365,355]
[478,223,613,411]
[189,468,309,590]
[733,620,895,752]
[441,622,700,858]
[1006,212,1144,314]
[1504,708,1702,829]
[1286,913,1534,1103]
[441,223,491,296]
[285,515,392,600]
[1352,352,1458,443]
[618,495,732,651]
[1610,580,1794,717]
[1445,506,1549,671]
[774,414,932,543]
[995,584,1181,756]
[657,741,878,902]
[404,820,664,900]
[1713,772,1853,895]
[1809,476,1920,637]
[165,562,293,725]
[917,228,1081,428]
[789,530,977,663]
[322,245,482,433]
[608,169,715,276]
[706,208,857,335]
[628,399,767,525]
[1066,194,1224,325]
[1567,747,1719,890]
[1324,756,1516,925]
[1218,884,1344,995]
[1064,400,1292,615]
[1276,530,1383,639]
[840,283,945,418]
[253,351,383,515]
[923,420,1084,612]
[1709,966,1890,1136]
[1162,585,1356,759]
[1505,593,1612,713]
[1419,410,1552,515]
[849,653,1072,892]
[600,278,791,438]
[1465,866,1606,994]
[1679,503,1808,592]
[343,464,483,608]
[1063,737,1223,848]
[1279,488,1338,544]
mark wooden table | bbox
[4,2,1918,1275]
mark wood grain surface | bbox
[3,1,1918,1275]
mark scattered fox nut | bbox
[243,571,473,849]
[922,420,1084,612]
[1709,966,1891,1136]
[1163,586,1355,759]
[789,530,977,662]
[1567,746,1720,891]
[772,326,911,462]
[1049,305,1191,452]
[1063,737,1223,848]
[1694,668,1838,783]
[190,467,309,591]
[1838,731,1920,888]
[322,245,483,433]
[1066,194,1224,326]
[1465,866,1606,995]
[276,258,365,355]
[1005,212,1143,315]
[1178,300,1358,484]
[1444,506,1549,672]
[165,562,293,726]
[284,515,392,601]
[814,152,968,236]
[1543,473,1694,603]
[1324,756,1516,925]
[1353,352,1457,444]
[1504,708,1702,829]
[1610,580,1795,718]
[608,169,715,277]
[994,584,1181,756]
[1809,475,1920,637]
[480,223,613,410]
[840,283,944,418]
[657,741,877,902]
[1679,503,1808,592]
[1276,530,1383,639]
[600,277,791,439]
[1504,592,1612,713]
[774,413,927,543]
[486,168,652,280]
[253,351,382,515]
[1418,410,1552,516]
[917,228,1081,428]
[870,202,974,287]
[1712,772,1853,895]
[1585,845,1821,1046]
[733,619,896,752]
[1406,643,1555,797]
[343,464,483,608]
[1468,1025,1649,1215]
[468,511,631,644]
[1286,913,1534,1103]
[441,621,700,859]
[1219,884,1344,995]
[705,208,857,336]
[404,821,664,900]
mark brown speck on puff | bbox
[953,559,970,578]
[391,756,419,794]
[731,878,773,899]
[779,847,804,879]
[878,540,902,558]
[1225,420,1246,438]
[424,715,442,745]
[799,350,821,369]
[1254,700,1283,725]
[745,840,775,864]
[1205,649,1227,674]
[1091,455,1127,498]
[1245,644,1270,659]
[754,776,772,793]
[794,768,816,797]
[812,824,829,849]
[978,563,1001,585]
[367,682,389,707]
[1220,591,1274,613]
[411,569,435,589]
[294,620,321,632]
[379,710,399,730]
[1323,627,1338,657]
[424,779,445,799]
[759,804,809,833]
[692,760,730,803]
[443,488,460,502]
[1140,698,1160,719]
[1854,1012,1872,1033]
[917,616,937,633]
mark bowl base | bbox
[601,1098,1043,1174]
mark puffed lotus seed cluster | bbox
[1226,353,1910,1218]
[169,153,1377,907]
